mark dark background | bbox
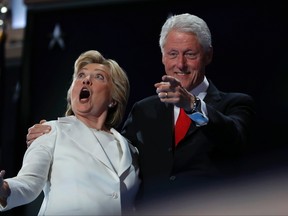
[1,0,288,215]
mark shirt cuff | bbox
[187,111,209,126]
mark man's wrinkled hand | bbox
[0,170,5,187]
[26,120,51,147]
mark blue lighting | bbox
[11,0,26,29]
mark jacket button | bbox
[169,175,176,181]
[111,192,118,199]
[168,147,172,152]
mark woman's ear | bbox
[108,101,117,108]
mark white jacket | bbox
[1,116,141,215]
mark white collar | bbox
[191,76,209,99]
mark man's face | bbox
[162,30,212,92]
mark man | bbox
[26,13,255,213]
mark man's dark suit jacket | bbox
[121,80,255,209]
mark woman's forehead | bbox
[80,63,109,72]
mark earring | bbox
[108,103,113,108]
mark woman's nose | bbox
[82,76,92,85]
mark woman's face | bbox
[70,63,113,119]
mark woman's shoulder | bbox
[43,116,76,126]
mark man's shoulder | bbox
[129,95,169,114]
[134,95,160,105]
[207,79,253,100]
[220,91,254,101]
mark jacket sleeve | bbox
[1,122,57,211]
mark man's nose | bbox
[176,55,187,69]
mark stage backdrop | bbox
[2,0,287,215]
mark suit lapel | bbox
[185,80,222,139]
[203,80,221,106]
[58,116,116,172]
[157,101,175,149]
[111,128,132,176]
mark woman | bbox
[0,50,141,215]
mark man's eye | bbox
[168,52,178,58]
[185,52,197,59]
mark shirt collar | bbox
[191,76,209,99]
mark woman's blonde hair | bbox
[65,50,130,128]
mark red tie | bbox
[175,108,191,146]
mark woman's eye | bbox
[77,72,85,78]
[95,74,104,80]
[75,72,105,81]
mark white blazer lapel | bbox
[57,116,115,172]
[111,128,132,176]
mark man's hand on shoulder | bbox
[26,119,51,147]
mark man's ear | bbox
[205,46,213,65]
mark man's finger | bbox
[29,124,51,133]
[27,132,46,140]
[39,119,47,124]
[162,75,180,87]
[26,140,34,148]
[0,170,5,178]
